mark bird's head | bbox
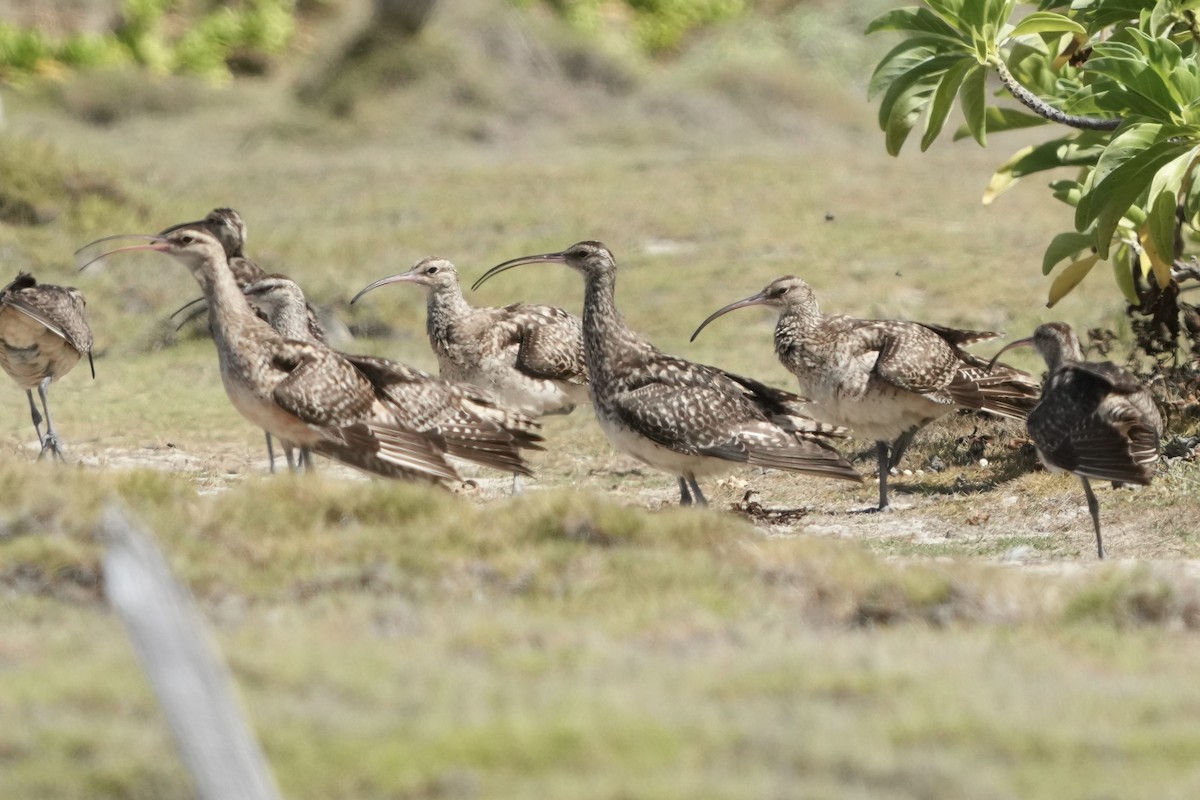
[471,240,615,292]
[690,275,817,342]
[351,257,459,304]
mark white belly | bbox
[220,365,322,446]
[801,381,949,441]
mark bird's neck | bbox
[197,257,265,343]
[775,301,822,351]
[582,269,642,379]
[426,283,472,345]
[427,283,472,322]
[266,295,312,341]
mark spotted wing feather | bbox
[1028,364,1161,485]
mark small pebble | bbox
[902,469,913,476]
[978,458,989,468]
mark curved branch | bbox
[993,59,1121,132]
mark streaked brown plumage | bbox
[82,228,465,483]
[352,257,589,418]
[474,242,861,506]
[990,322,1162,559]
[161,207,326,473]
[160,207,327,343]
[692,275,1041,511]
[245,273,543,477]
[0,271,94,459]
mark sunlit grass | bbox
[2,1,1200,797]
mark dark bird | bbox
[473,242,861,506]
[0,272,94,460]
[691,276,1040,511]
[989,322,1162,559]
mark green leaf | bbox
[922,57,973,150]
[1050,179,1083,208]
[1009,11,1086,38]
[953,107,1047,140]
[1112,245,1140,305]
[886,80,938,156]
[960,63,988,146]
[1042,231,1095,275]
[982,135,1103,203]
[866,6,963,40]
[868,38,942,100]
[1046,253,1101,307]
[1086,40,1181,119]
[1076,122,1162,229]
[1146,145,1200,267]
[1088,139,1192,258]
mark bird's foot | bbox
[37,433,65,462]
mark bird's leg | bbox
[1081,477,1106,560]
[874,440,892,512]
[686,474,708,507]
[300,448,314,473]
[511,471,524,494]
[265,432,277,475]
[678,476,693,506]
[26,389,44,446]
[889,428,918,470]
[283,442,297,473]
[35,377,63,461]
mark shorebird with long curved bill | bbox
[988,322,1161,559]
[353,257,589,418]
[77,227,478,484]
[246,272,545,479]
[161,207,325,473]
[473,241,861,506]
[0,272,94,460]
[691,276,1041,512]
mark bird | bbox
[244,272,545,478]
[351,257,589,417]
[79,227,469,484]
[0,271,94,460]
[160,207,327,472]
[690,275,1041,511]
[160,207,327,342]
[988,322,1162,559]
[473,241,862,506]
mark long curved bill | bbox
[986,336,1034,372]
[75,235,167,271]
[351,271,419,305]
[155,218,210,237]
[690,291,771,342]
[471,252,568,292]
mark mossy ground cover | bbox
[3,2,1200,797]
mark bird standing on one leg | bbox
[0,272,94,460]
[988,322,1161,559]
[691,276,1041,512]
[474,242,861,506]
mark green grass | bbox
[3,0,1200,797]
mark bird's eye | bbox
[179,234,195,246]
[425,266,439,274]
